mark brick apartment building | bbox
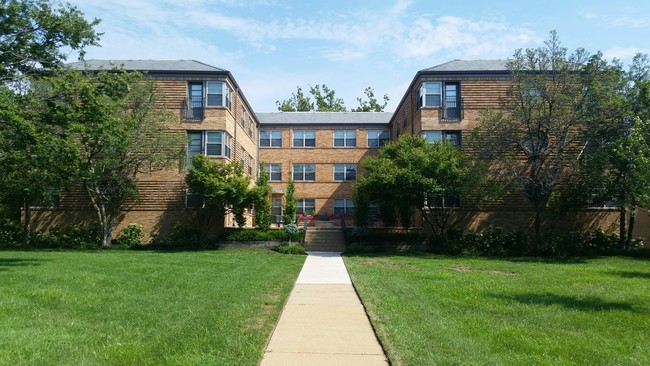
[30,59,639,239]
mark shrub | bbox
[440,227,529,256]
[147,224,212,250]
[274,243,306,255]
[0,219,21,247]
[346,227,426,244]
[29,224,101,249]
[215,228,303,242]
[113,223,144,248]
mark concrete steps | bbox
[304,228,346,252]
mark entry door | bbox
[444,83,460,119]
[188,82,204,119]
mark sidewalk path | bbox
[260,251,389,366]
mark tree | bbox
[275,86,313,112]
[0,0,100,239]
[576,53,650,249]
[355,135,506,242]
[46,69,185,246]
[471,31,608,251]
[352,87,389,112]
[254,166,272,229]
[185,156,261,229]
[0,0,100,83]
[283,179,297,225]
[309,84,346,112]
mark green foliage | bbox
[254,166,272,229]
[186,156,260,228]
[275,86,313,111]
[309,84,346,111]
[356,135,506,239]
[436,227,529,256]
[0,0,100,82]
[113,223,144,248]
[216,228,303,242]
[283,223,299,235]
[351,87,389,112]
[346,227,427,244]
[0,219,22,246]
[283,180,297,225]
[274,243,306,255]
[147,223,212,250]
[28,224,101,249]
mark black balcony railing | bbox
[182,97,204,121]
[440,97,464,122]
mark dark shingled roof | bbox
[421,59,508,72]
[257,112,392,126]
[67,59,227,73]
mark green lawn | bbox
[0,249,305,366]
[344,254,650,366]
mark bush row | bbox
[215,227,303,242]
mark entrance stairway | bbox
[304,227,346,252]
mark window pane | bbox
[334,138,345,147]
[423,131,442,144]
[346,165,356,181]
[206,82,223,106]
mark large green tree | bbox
[0,0,99,241]
[276,85,389,112]
[0,0,100,82]
[46,69,185,246]
[576,53,650,249]
[253,166,272,229]
[471,31,611,251]
[185,155,262,229]
[355,135,506,242]
[351,87,389,112]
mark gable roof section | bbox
[68,59,227,73]
[257,112,392,127]
[421,59,509,72]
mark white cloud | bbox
[602,46,645,61]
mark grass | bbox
[344,254,650,366]
[0,249,305,366]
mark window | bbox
[333,199,354,214]
[422,130,461,147]
[271,198,282,217]
[418,81,442,108]
[260,130,282,147]
[334,130,356,147]
[241,107,246,127]
[293,130,316,147]
[587,193,617,209]
[334,164,356,181]
[367,130,389,148]
[186,189,205,208]
[264,164,282,181]
[187,130,232,163]
[248,118,253,137]
[297,199,316,215]
[402,109,407,127]
[29,190,60,209]
[248,155,254,175]
[205,81,231,109]
[426,192,460,208]
[293,164,316,181]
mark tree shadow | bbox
[0,258,49,272]
[607,271,650,279]
[503,256,591,264]
[490,292,644,313]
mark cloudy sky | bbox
[67,0,650,112]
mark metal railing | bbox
[181,97,204,121]
[440,97,464,122]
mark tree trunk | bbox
[533,201,543,254]
[100,220,112,247]
[626,204,636,250]
[22,200,31,246]
[619,204,627,249]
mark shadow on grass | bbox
[0,257,49,272]
[607,271,650,279]
[491,292,644,313]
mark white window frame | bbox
[187,130,233,161]
[333,198,354,214]
[334,130,356,147]
[259,130,282,147]
[206,81,231,109]
[293,163,316,181]
[367,130,389,148]
[421,130,461,147]
[419,81,442,108]
[293,130,316,147]
[333,164,357,181]
[297,199,316,215]
[264,163,282,181]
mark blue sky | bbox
[67,0,650,113]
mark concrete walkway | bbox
[260,252,389,366]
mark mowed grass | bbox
[344,254,650,366]
[0,249,305,366]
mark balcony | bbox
[182,97,204,121]
[440,97,464,122]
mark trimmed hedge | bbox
[216,228,303,242]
